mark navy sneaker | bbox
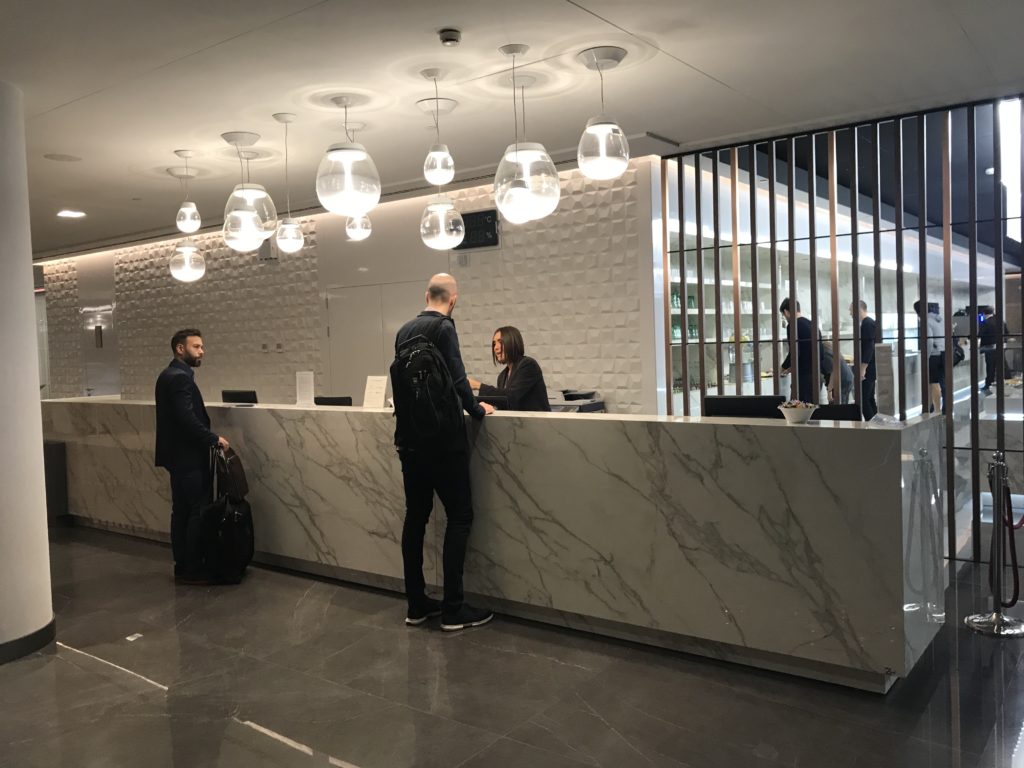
[405,597,442,626]
[440,604,494,632]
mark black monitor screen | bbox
[703,395,785,419]
[222,389,258,404]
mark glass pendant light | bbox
[493,45,560,224]
[420,195,465,250]
[220,132,277,253]
[169,240,206,282]
[316,97,381,217]
[421,72,455,186]
[576,46,630,181]
[273,113,304,254]
[346,215,372,241]
[171,150,201,233]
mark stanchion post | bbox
[965,452,1024,636]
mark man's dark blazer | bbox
[154,359,218,470]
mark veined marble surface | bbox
[42,399,944,691]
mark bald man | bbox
[392,273,494,631]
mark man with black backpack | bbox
[391,273,495,631]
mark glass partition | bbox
[663,97,1024,563]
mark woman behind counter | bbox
[468,326,551,412]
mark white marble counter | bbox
[41,398,945,692]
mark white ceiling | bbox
[3,0,1023,257]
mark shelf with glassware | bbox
[668,273,779,346]
[668,249,791,413]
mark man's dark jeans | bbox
[168,463,211,578]
[399,449,474,612]
[861,378,877,420]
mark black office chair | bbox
[222,389,258,404]
[702,395,785,419]
[811,403,862,422]
[314,396,353,406]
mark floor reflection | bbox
[7,529,1024,766]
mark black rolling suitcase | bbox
[201,447,254,584]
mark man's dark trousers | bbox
[399,449,473,612]
[168,461,211,578]
[861,379,877,420]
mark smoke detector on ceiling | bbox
[438,28,461,46]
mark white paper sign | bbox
[295,371,315,406]
[363,375,388,409]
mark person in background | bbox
[980,306,1009,394]
[779,298,822,403]
[914,300,945,414]
[155,329,230,585]
[852,300,878,420]
[468,326,551,412]
[820,341,853,404]
[392,273,495,632]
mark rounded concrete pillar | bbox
[0,80,55,663]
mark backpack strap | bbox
[398,314,451,352]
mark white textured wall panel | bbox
[114,221,321,403]
[42,261,82,398]
[445,163,646,413]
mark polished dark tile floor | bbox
[4,529,1024,767]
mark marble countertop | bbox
[42,396,931,431]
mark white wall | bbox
[44,157,662,414]
[45,221,322,405]
[318,156,661,413]
[42,261,81,398]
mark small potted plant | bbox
[778,400,816,425]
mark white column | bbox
[0,80,54,662]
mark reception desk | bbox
[41,398,945,692]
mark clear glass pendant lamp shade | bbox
[175,201,201,234]
[222,184,277,252]
[423,143,455,186]
[346,215,372,241]
[316,142,381,217]
[493,142,560,223]
[577,116,629,181]
[169,241,206,282]
[275,218,304,253]
[419,196,465,250]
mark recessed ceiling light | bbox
[57,209,86,218]
[43,153,82,162]
[985,167,995,175]
[357,267,369,272]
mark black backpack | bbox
[390,316,464,443]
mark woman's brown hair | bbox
[492,326,525,367]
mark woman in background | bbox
[468,326,550,412]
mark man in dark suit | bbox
[779,298,822,403]
[852,301,878,419]
[155,328,229,583]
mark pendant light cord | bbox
[511,54,519,149]
[432,78,441,144]
[598,64,606,113]
[344,104,354,143]
[183,155,191,201]
[236,145,246,191]
[284,121,292,218]
[520,85,527,137]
